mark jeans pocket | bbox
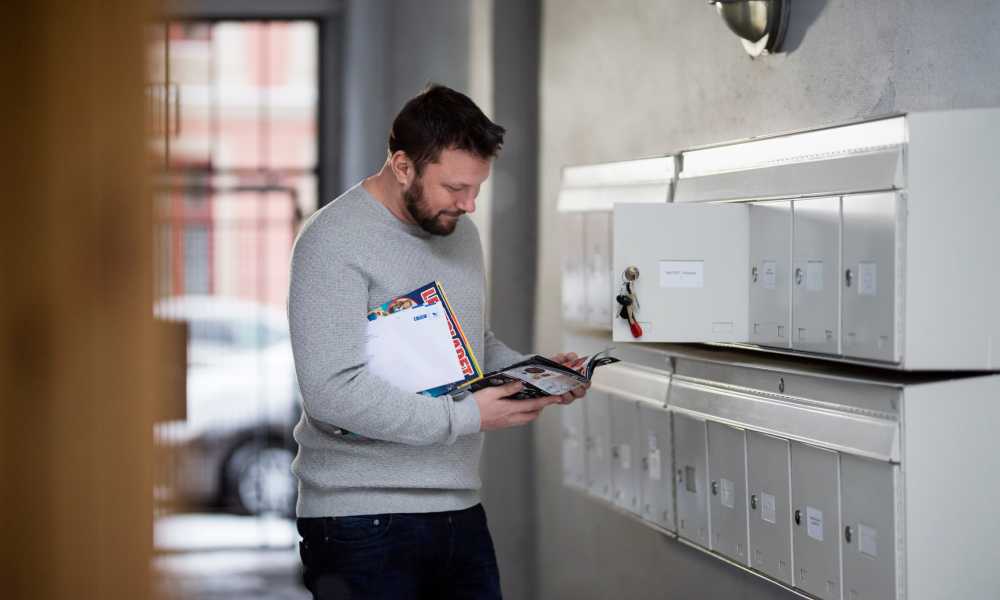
[328,514,393,544]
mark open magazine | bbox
[465,348,619,400]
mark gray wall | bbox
[342,3,539,598]
[340,0,472,187]
[533,1,1000,598]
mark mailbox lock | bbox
[778,377,785,393]
[844,526,853,544]
[794,509,802,526]
[845,268,853,288]
[751,265,759,283]
[711,480,719,496]
[750,494,758,510]
[795,267,804,285]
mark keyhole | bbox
[750,494,758,510]
[751,265,759,282]
[845,526,853,544]
[794,509,802,526]
[845,268,853,288]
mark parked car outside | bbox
[155,295,300,517]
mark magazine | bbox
[366,281,483,397]
[465,348,620,399]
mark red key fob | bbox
[629,320,643,338]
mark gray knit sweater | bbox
[288,182,524,517]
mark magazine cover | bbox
[465,348,619,400]
[367,281,483,396]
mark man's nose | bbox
[457,192,476,214]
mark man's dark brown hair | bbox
[388,84,506,173]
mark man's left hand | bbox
[549,352,590,405]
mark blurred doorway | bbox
[149,19,319,598]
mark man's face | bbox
[403,148,491,236]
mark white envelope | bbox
[365,304,465,393]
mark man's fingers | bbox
[511,395,560,413]
[494,381,524,397]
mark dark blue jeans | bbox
[297,503,503,600]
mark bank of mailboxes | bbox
[562,354,1000,600]
[556,110,1000,370]
[557,157,675,328]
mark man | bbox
[288,84,586,599]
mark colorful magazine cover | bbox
[367,281,483,396]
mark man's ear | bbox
[388,151,415,187]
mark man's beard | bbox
[403,178,463,236]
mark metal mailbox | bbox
[749,201,792,348]
[746,431,793,585]
[841,454,897,600]
[560,213,587,325]
[583,389,612,502]
[792,196,841,355]
[609,395,641,513]
[674,411,710,547]
[584,211,613,328]
[841,192,899,363]
[707,421,749,564]
[791,441,841,600]
[560,397,587,491]
[638,402,674,531]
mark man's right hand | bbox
[474,382,562,431]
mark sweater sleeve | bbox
[288,225,481,446]
[482,328,529,372]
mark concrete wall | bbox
[534,1,1000,598]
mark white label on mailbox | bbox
[761,492,777,524]
[721,478,735,509]
[806,261,824,292]
[762,260,778,290]
[859,261,877,296]
[619,444,631,469]
[647,431,658,451]
[858,523,878,557]
[659,260,704,288]
[648,449,662,481]
[806,506,824,541]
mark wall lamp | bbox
[710,0,789,58]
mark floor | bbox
[154,513,310,600]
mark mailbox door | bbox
[561,397,587,490]
[790,441,842,600]
[638,402,674,531]
[842,192,899,363]
[612,203,749,343]
[609,396,641,513]
[674,412,710,547]
[747,431,793,585]
[585,211,613,329]
[584,390,612,501]
[561,213,587,324]
[792,196,841,355]
[707,421,749,564]
[749,201,792,348]
[841,454,897,600]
